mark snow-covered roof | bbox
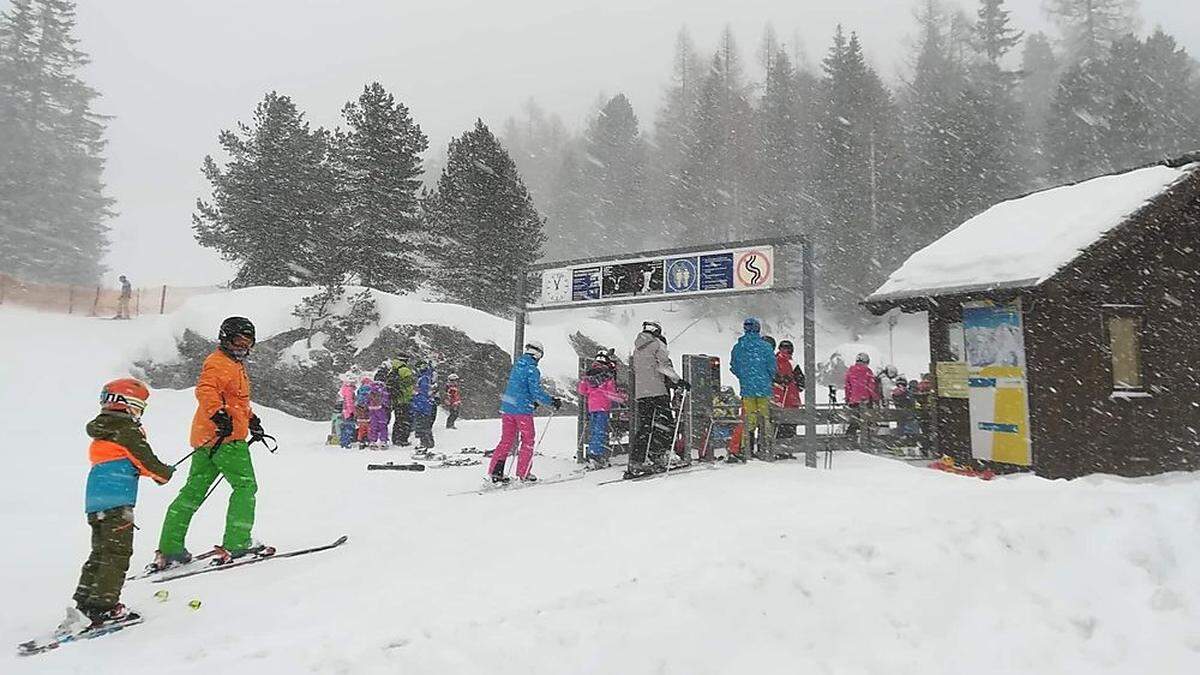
[867,162,1199,304]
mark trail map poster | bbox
[963,300,1032,466]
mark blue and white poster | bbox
[665,257,699,293]
[699,253,734,291]
[572,267,601,301]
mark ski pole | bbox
[664,390,689,476]
[172,433,225,468]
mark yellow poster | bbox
[935,361,969,399]
[963,301,1032,466]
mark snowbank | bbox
[869,163,1198,302]
[2,306,1199,674]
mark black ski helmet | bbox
[779,340,794,353]
[219,316,256,345]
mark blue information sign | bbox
[664,257,699,293]
[699,253,734,291]
[572,267,601,301]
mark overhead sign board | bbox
[534,245,775,309]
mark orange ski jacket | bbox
[189,349,253,448]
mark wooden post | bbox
[1,275,8,305]
[68,286,75,314]
[159,285,167,314]
[91,286,101,316]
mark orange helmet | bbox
[100,378,150,420]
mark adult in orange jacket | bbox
[155,317,271,568]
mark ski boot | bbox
[623,463,652,479]
[212,541,276,565]
[586,455,609,471]
[519,473,538,483]
[490,470,511,485]
[150,548,193,572]
[77,603,139,630]
[56,607,92,636]
[725,452,747,464]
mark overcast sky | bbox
[13,0,1194,286]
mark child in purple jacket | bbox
[367,380,391,448]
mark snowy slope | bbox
[4,306,1199,674]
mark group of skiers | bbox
[68,316,270,634]
[842,352,932,439]
[332,356,463,451]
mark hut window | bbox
[1105,313,1143,390]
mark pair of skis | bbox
[17,536,349,657]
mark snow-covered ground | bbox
[4,304,1199,674]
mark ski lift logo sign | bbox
[536,245,774,307]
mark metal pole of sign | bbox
[512,272,527,366]
[802,238,818,469]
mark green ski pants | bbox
[74,506,135,613]
[158,440,257,554]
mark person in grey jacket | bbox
[627,320,689,477]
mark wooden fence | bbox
[0,273,223,316]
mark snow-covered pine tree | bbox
[0,0,111,284]
[581,93,647,252]
[337,82,428,293]
[194,92,340,288]
[501,99,570,222]
[1044,0,1140,64]
[424,120,545,315]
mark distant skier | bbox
[877,365,901,408]
[577,350,625,469]
[729,317,776,462]
[59,379,174,633]
[487,341,561,483]
[115,275,132,319]
[338,376,356,449]
[772,339,803,439]
[628,320,688,477]
[843,352,880,437]
[355,377,372,449]
[411,360,437,450]
[385,355,416,446]
[154,316,271,569]
[367,379,391,448]
[443,373,462,429]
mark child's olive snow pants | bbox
[74,506,135,613]
[158,440,256,554]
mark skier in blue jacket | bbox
[487,341,561,483]
[729,317,777,461]
[411,361,437,449]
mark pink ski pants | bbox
[488,413,536,478]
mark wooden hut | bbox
[864,156,1200,478]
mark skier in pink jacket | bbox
[843,352,879,436]
[577,351,625,469]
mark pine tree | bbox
[755,48,808,233]
[1045,0,1140,64]
[652,27,705,231]
[813,27,899,320]
[501,98,569,212]
[1017,32,1060,183]
[425,120,545,315]
[581,93,647,252]
[680,26,756,243]
[0,0,112,284]
[974,0,1023,66]
[337,82,428,293]
[194,92,340,288]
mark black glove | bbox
[675,379,691,391]
[551,397,563,410]
[249,414,265,440]
[211,410,234,437]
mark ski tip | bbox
[333,535,349,546]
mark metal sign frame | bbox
[513,235,820,468]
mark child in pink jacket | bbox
[577,351,625,469]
